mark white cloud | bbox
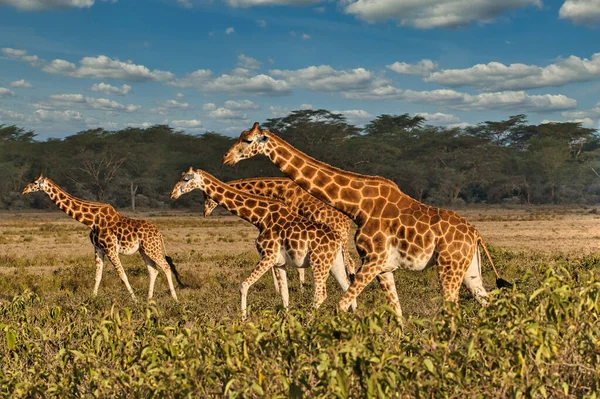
[448,122,473,129]
[257,19,267,27]
[170,119,203,128]
[559,0,600,26]
[168,69,212,88]
[206,73,291,95]
[177,0,192,8]
[1,48,41,67]
[270,65,384,93]
[268,103,312,117]
[562,102,600,127]
[302,33,311,39]
[207,108,249,121]
[225,0,320,7]
[238,54,261,69]
[226,27,235,35]
[425,53,600,91]
[343,0,541,29]
[203,103,217,111]
[124,122,153,129]
[0,109,28,122]
[43,55,174,82]
[0,0,115,11]
[0,87,16,97]
[50,93,141,112]
[85,117,119,130]
[387,59,438,76]
[176,92,185,99]
[415,112,460,124]
[224,99,260,110]
[343,87,577,112]
[33,109,83,122]
[161,99,190,109]
[10,79,33,89]
[333,109,374,124]
[90,82,132,96]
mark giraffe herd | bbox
[22,121,511,321]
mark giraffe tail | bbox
[165,256,186,288]
[478,236,513,289]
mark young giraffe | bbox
[22,174,184,301]
[202,176,356,282]
[223,123,511,319]
[170,167,357,319]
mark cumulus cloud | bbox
[170,119,203,128]
[50,93,141,112]
[268,103,312,117]
[90,82,132,96]
[270,65,385,93]
[203,103,217,111]
[225,0,320,7]
[415,112,460,124]
[559,0,600,26]
[10,79,33,89]
[176,92,185,99]
[43,55,174,82]
[0,87,16,97]
[343,86,577,112]
[1,48,41,67]
[387,59,438,76]
[161,99,190,109]
[124,122,153,129]
[562,102,600,127]
[225,27,235,34]
[343,0,541,29]
[425,53,600,91]
[207,107,249,121]
[257,19,267,27]
[33,109,84,122]
[0,109,28,122]
[302,33,311,39]
[204,73,291,96]
[224,99,260,110]
[0,0,115,11]
[238,54,261,69]
[177,0,193,8]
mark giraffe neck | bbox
[225,177,291,202]
[200,172,275,228]
[43,180,100,227]
[263,132,400,224]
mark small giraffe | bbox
[22,174,184,301]
[170,167,357,319]
[223,123,511,319]
[202,176,356,281]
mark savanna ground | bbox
[1,205,599,398]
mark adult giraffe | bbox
[223,122,511,319]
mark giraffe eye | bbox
[242,138,252,144]
[183,174,193,182]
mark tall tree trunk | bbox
[130,182,138,211]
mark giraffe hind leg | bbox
[141,252,160,300]
[462,249,489,305]
[93,246,105,296]
[329,250,357,311]
[142,248,179,302]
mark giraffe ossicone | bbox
[170,166,357,319]
[223,123,512,319]
[22,174,184,302]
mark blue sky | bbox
[0,0,599,139]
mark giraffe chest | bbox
[118,241,140,255]
[278,243,309,268]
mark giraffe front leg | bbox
[106,250,137,302]
[297,267,305,292]
[338,256,385,314]
[93,246,105,296]
[241,255,277,320]
[311,260,329,310]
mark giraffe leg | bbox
[92,246,105,296]
[376,272,403,320]
[144,250,179,302]
[329,250,357,311]
[338,256,386,314]
[437,259,463,303]
[105,250,137,302]
[311,260,329,310]
[342,243,356,279]
[140,251,161,301]
[240,255,277,320]
[274,266,289,311]
[462,249,489,305]
[297,268,306,292]
[271,267,281,294]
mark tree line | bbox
[1,110,599,210]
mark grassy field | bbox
[1,206,599,397]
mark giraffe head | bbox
[203,196,219,217]
[170,167,206,200]
[22,174,50,195]
[222,122,270,166]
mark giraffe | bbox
[222,122,512,319]
[201,176,356,283]
[170,167,357,319]
[22,174,184,301]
